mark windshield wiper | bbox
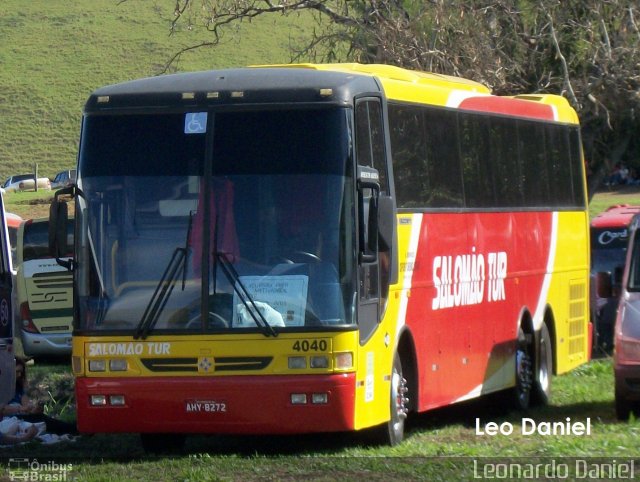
[134,247,187,340]
[135,213,193,340]
[215,252,278,337]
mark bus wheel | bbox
[385,354,409,445]
[513,326,533,410]
[140,433,186,454]
[532,322,553,406]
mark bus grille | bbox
[141,356,273,373]
[568,280,587,356]
[32,271,73,289]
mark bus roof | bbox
[591,204,640,229]
[86,63,578,124]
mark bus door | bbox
[355,98,394,343]
[0,192,15,404]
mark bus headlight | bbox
[334,352,353,370]
[311,393,328,404]
[90,395,107,406]
[310,356,329,368]
[288,356,306,369]
[109,359,128,371]
[291,393,307,405]
[109,395,126,406]
[89,360,106,372]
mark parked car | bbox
[590,204,640,352]
[2,174,51,192]
[51,169,76,189]
[599,213,640,419]
[16,217,74,358]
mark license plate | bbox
[185,400,227,413]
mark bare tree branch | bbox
[132,0,640,179]
[546,13,579,107]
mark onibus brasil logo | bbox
[8,458,73,481]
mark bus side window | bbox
[356,100,388,194]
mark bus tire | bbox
[383,354,408,446]
[532,322,553,406]
[512,326,534,410]
[140,433,186,454]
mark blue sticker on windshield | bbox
[184,112,207,134]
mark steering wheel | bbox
[187,312,229,329]
[276,251,322,264]
[293,251,322,263]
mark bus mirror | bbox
[378,194,398,285]
[378,195,394,252]
[357,176,380,264]
[49,192,70,268]
[595,271,612,299]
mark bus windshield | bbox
[76,108,356,333]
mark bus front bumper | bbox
[76,373,356,434]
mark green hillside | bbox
[0,0,311,180]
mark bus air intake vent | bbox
[141,356,273,372]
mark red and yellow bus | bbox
[50,63,590,450]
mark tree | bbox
[161,0,640,189]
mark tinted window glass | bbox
[22,220,74,261]
[389,102,585,210]
[461,114,495,207]
[389,105,463,208]
[519,121,550,207]
[356,100,388,192]
[388,106,428,207]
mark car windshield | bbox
[4,175,32,187]
[591,227,630,274]
[75,108,356,333]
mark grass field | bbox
[2,359,635,481]
[0,0,311,181]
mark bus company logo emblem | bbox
[8,458,29,480]
[198,357,213,372]
[8,458,73,481]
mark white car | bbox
[2,174,51,192]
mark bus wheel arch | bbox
[532,308,555,406]
[377,328,416,446]
[396,329,418,413]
